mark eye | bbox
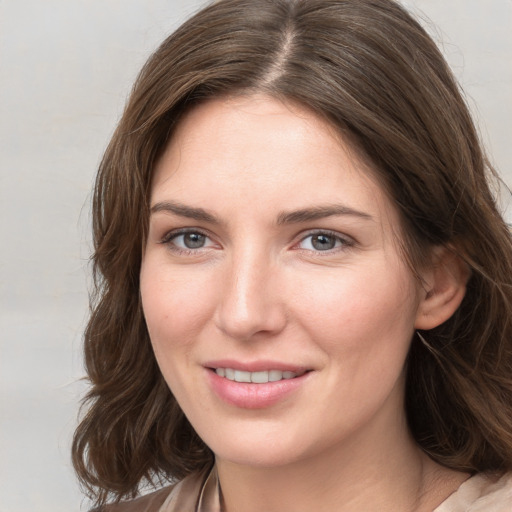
[161,229,217,252]
[297,232,350,252]
[174,232,208,249]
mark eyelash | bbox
[159,228,216,256]
[295,230,354,255]
[159,228,354,256]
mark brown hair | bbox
[73,0,512,505]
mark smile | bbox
[208,366,312,409]
[214,368,306,383]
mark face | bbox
[140,95,427,468]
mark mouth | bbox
[212,368,308,383]
[207,365,312,409]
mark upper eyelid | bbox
[296,229,354,243]
[160,227,213,243]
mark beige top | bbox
[433,472,512,511]
[104,468,512,511]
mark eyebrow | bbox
[151,200,374,225]
[151,201,219,223]
[276,205,373,224]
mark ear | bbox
[414,246,470,330]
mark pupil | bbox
[312,234,335,251]
[184,233,205,249]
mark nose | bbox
[214,248,287,341]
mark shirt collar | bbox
[159,466,221,512]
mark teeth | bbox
[269,370,283,382]
[234,370,251,383]
[251,371,269,384]
[215,368,301,383]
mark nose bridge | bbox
[215,242,285,340]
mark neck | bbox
[215,414,467,512]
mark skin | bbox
[140,95,469,511]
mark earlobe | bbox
[414,246,470,330]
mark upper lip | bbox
[204,359,311,373]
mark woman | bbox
[73,0,512,510]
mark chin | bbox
[195,425,272,463]
[214,447,302,469]
[202,425,318,469]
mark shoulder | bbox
[435,472,512,511]
[92,470,210,512]
[469,472,512,511]
[92,485,174,512]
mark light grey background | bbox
[0,1,510,511]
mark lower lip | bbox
[207,369,311,409]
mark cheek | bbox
[288,262,419,356]
[140,261,216,352]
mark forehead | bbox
[151,95,400,232]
